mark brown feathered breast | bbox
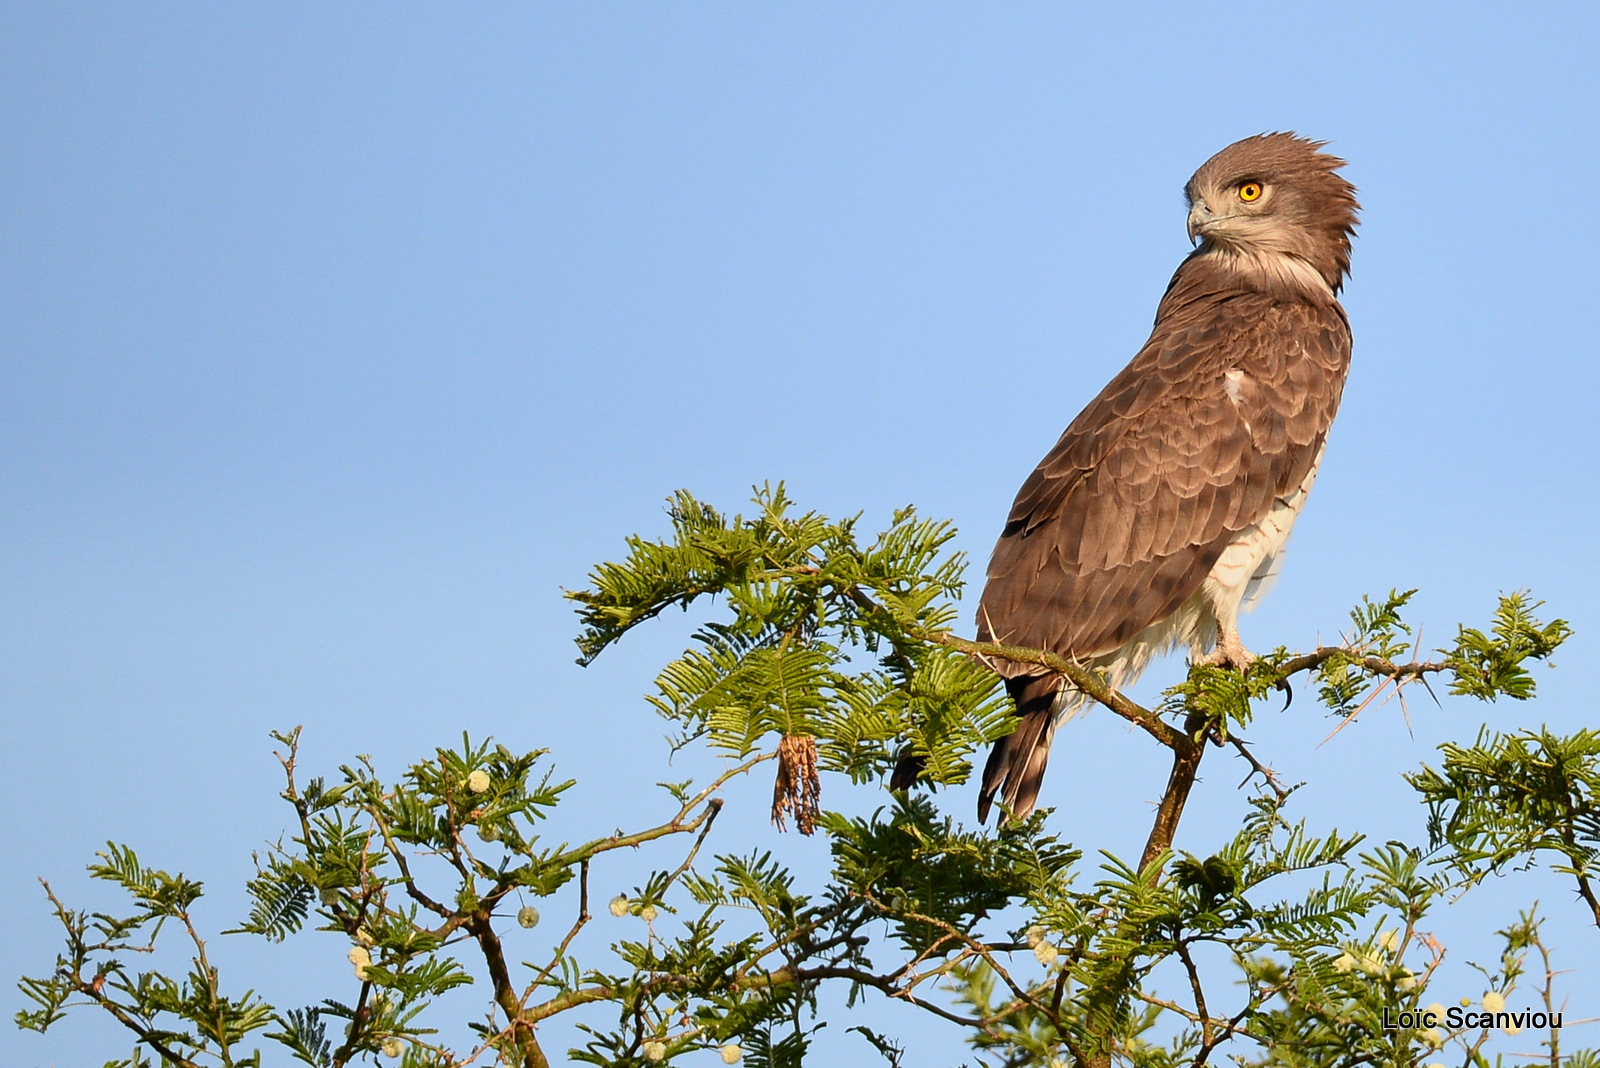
[978,263,1350,659]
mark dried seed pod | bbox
[771,735,821,835]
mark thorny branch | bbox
[37,882,207,1068]
[268,731,774,1068]
[923,631,1183,749]
[1227,736,1289,802]
[928,632,1452,755]
[1275,647,1449,682]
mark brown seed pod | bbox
[771,734,821,835]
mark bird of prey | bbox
[972,133,1359,823]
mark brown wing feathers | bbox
[973,283,1350,821]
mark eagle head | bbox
[1183,133,1360,295]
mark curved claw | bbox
[1276,678,1294,712]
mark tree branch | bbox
[920,631,1181,749]
[551,754,773,869]
[1275,647,1449,683]
[1140,710,1208,871]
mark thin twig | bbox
[526,858,591,991]
[1228,736,1289,802]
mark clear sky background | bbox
[5,4,1600,1065]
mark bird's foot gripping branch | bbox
[19,487,1596,1068]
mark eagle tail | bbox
[977,675,1060,823]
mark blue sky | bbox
[4,4,1600,1064]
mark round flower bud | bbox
[1378,929,1400,953]
[642,1039,667,1061]
[719,1043,743,1064]
[1422,1028,1443,1048]
[1333,953,1355,973]
[1397,972,1417,990]
[609,894,630,917]
[348,946,372,968]
[639,904,658,922]
[478,824,499,842]
[1482,991,1506,1014]
[1426,1003,1448,1022]
[1033,942,1060,966]
[466,769,492,794]
[518,906,540,929]
[1504,1023,1522,1036]
[356,929,375,947]
[381,1036,405,1058]
[1460,997,1471,1007]
[1025,925,1046,948]
[1358,953,1383,976]
[320,887,340,907]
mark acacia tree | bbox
[17,486,1597,1068]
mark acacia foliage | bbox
[570,485,1014,787]
[16,487,1600,1068]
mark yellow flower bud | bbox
[1482,991,1505,1013]
[609,895,629,917]
[466,769,491,794]
[719,1044,743,1064]
[642,1039,667,1061]
[1033,942,1060,966]
[518,906,540,929]
[381,1036,405,1058]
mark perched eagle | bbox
[971,133,1359,823]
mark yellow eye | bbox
[1238,182,1262,202]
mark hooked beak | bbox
[1186,200,1214,245]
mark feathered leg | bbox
[1193,588,1257,670]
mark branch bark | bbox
[921,631,1182,748]
[1140,710,1209,872]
